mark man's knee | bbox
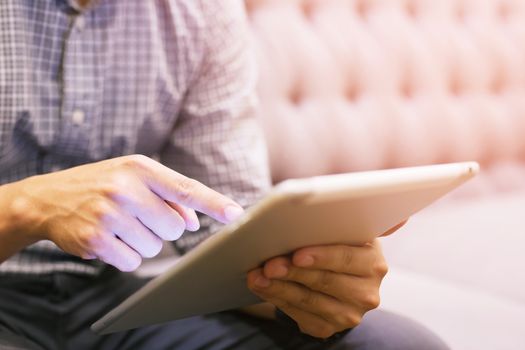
[339,310,449,350]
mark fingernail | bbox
[187,210,200,231]
[254,276,271,288]
[187,218,200,232]
[224,204,244,222]
[295,255,314,267]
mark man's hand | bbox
[247,232,401,339]
[4,155,244,271]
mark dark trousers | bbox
[0,267,449,350]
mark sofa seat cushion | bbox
[381,188,525,349]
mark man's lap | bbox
[0,268,449,350]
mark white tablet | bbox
[92,161,479,334]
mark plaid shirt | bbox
[0,0,271,275]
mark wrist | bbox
[0,179,44,244]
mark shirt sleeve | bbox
[159,0,272,254]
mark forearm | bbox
[0,181,41,262]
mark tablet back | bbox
[92,162,478,334]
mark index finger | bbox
[134,156,244,224]
[291,242,386,276]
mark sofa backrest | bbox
[246,0,525,182]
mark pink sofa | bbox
[246,0,525,349]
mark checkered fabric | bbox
[0,0,271,275]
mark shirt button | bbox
[71,109,85,125]
[51,165,61,173]
[75,16,86,31]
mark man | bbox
[0,1,449,349]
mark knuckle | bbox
[176,177,198,203]
[121,154,150,169]
[89,199,114,221]
[299,290,318,308]
[102,172,136,199]
[78,226,106,250]
[372,260,389,277]
[362,293,381,310]
[340,248,354,269]
[339,311,362,328]
[312,271,333,293]
[100,184,120,199]
[312,323,336,339]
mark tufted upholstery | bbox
[245,1,525,349]
[246,0,525,182]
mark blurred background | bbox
[246,0,525,349]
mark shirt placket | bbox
[56,12,97,162]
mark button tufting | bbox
[355,0,370,18]
[405,0,418,19]
[289,88,303,105]
[75,16,85,31]
[498,2,510,21]
[345,84,360,102]
[245,0,525,176]
[301,0,316,19]
[401,80,414,99]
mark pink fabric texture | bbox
[246,0,525,182]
